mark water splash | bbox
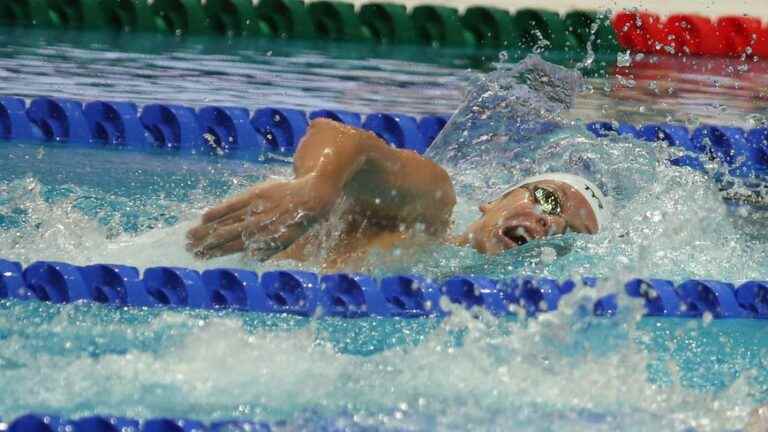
[0,294,761,431]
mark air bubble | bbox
[617,51,632,67]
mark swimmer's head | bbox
[461,173,607,254]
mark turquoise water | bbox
[1,29,768,431]
[1,297,767,430]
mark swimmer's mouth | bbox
[499,226,530,248]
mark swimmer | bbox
[186,118,606,269]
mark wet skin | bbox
[186,119,599,268]
[745,404,768,432]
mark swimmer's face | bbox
[462,180,599,255]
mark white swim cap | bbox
[510,172,608,231]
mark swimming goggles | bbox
[525,185,562,216]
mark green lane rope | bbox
[307,1,369,41]
[100,0,155,32]
[410,5,474,47]
[358,2,414,44]
[152,0,211,34]
[254,0,314,39]
[562,10,619,54]
[0,0,620,56]
[203,0,258,37]
[513,8,575,52]
[460,6,518,48]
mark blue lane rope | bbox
[0,412,717,432]
[5,414,271,432]
[586,121,768,180]
[2,257,767,319]
[2,96,768,181]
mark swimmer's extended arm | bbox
[187,118,456,259]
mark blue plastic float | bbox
[140,104,202,151]
[0,97,42,141]
[26,97,92,145]
[74,416,142,432]
[84,101,150,147]
[250,107,309,154]
[197,105,265,156]
[308,108,362,126]
[362,112,426,153]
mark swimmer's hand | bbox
[186,175,338,260]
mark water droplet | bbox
[538,246,556,264]
[617,51,632,67]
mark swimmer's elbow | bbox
[435,168,457,209]
[425,171,456,234]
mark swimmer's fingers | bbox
[195,238,245,259]
[201,193,255,225]
[200,181,280,224]
[187,207,249,244]
[238,212,309,261]
[188,204,295,258]
[243,215,314,261]
[245,235,297,262]
[189,222,247,256]
[246,239,284,262]
[186,225,211,250]
[213,205,251,226]
[190,178,329,260]
[187,194,279,246]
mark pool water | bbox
[1,28,768,431]
[0,297,766,431]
